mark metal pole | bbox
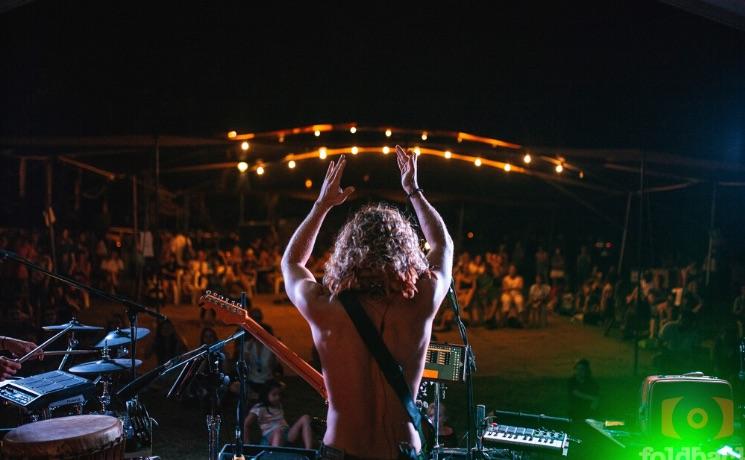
[46,159,57,272]
[133,176,140,299]
[633,152,645,376]
[705,182,717,288]
[617,192,632,274]
[154,136,162,312]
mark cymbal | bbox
[68,358,142,375]
[42,319,104,331]
[94,328,150,348]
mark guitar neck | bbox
[236,312,327,401]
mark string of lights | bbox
[225,123,584,182]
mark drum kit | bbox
[0,318,156,459]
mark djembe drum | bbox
[2,415,124,460]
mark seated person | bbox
[243,380,314,449]
[733,284,745,338]
[568,359,599,424]
[527,273,551,328]
[656,310,700,374]
[500,264,525,326]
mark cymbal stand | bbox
[99,376,112,413]
[57,331,79,371]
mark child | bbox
[244,380,314,449]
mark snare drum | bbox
[2,414,124,459]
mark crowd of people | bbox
[1,226,743,397]
[1,222,744,452]
[0,227,322,329]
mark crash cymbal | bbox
[68,358,142,375]
[94,327,150,348]
[42,319,104,331]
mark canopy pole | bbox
[617,192,632,274]
[633,151,646,376]
[705,182,717,288]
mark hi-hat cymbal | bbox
[94,328,150,348]
[42,319,104,332]
[68,358,142,375]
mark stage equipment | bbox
[94,328,151,349]
[2,414,125,459]
[424,342,467,383]
[639,372,734,443]
[483,423,569,456]
[0,370,94,415]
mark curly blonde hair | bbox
[323,203,430,299]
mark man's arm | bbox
[281,157,354,320]
[396,145,454,304]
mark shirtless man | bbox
[281,145,453,459]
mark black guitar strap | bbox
[337,290,427,459]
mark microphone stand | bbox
[115,330,245,460]
[0,249,166,387]
[446,282,478,460]
[401,202,477,459]
[233,292,249,460]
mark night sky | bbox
[1,0,744,163]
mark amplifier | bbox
[423,342,466,382]
[639,372,733,444]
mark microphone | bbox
[476,404,486,447]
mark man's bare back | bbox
[309,278,439,458]
[280,148,453,459]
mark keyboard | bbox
[483,423,569,456]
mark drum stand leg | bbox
[207,413,222,460]
[99,377,111,414]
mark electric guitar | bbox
[199,290,327,401]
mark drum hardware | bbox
[68,358,142,375]
[0,249,166,384]
[114,328,245,460]
[94,328,151,349]
[68,343,143,376]
[98,376,113,413]
[1,249,166,458]
[42,318,105,332]
[121,397,154,458]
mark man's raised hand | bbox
[395,145,419,194]
[316,155,355,209]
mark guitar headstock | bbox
[199,290,249,326]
